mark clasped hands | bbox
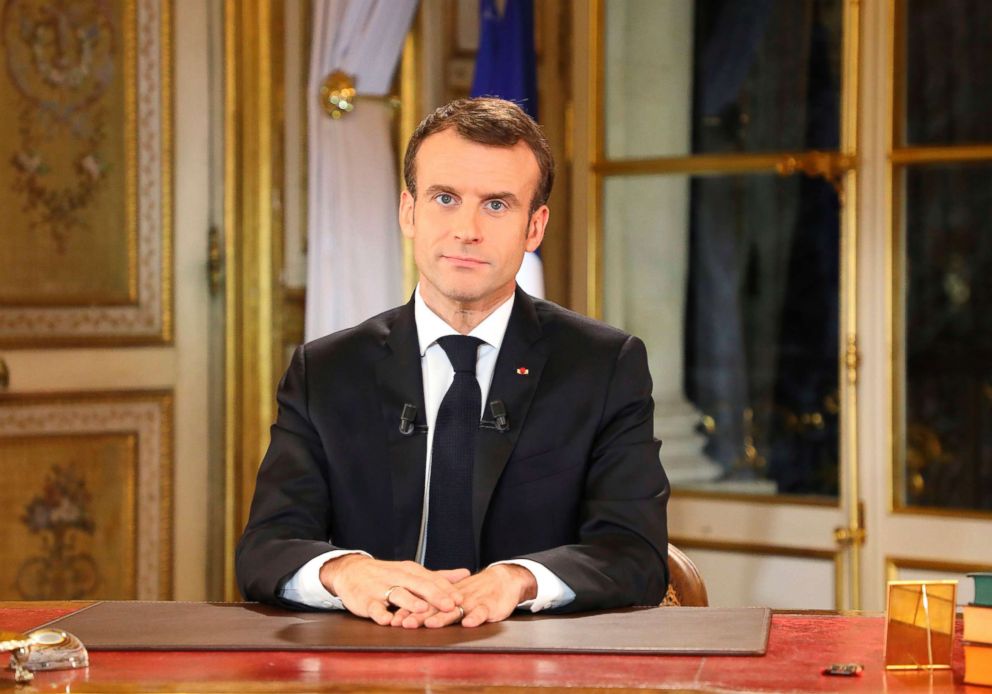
[319,554,537,628]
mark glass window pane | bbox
[904,0,992,146]
[902,164,992,511]
[603,172,840,497]
[603,0,843,159]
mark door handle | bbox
[0,357,9,390]
[833,500,867,547]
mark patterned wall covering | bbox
[0,391,172,600]
[0,0,171,346]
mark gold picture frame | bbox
[0,391,173,599]
[0,0,173,347]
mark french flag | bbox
[470,0,545,299]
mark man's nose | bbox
[453,209,482,243]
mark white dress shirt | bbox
[280,286,576,612]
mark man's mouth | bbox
[441,254,488,268]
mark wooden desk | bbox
[0,602,976,692]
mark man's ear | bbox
[525,205,549,253]
[399,189,415,239]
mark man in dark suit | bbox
[237,98,669,629]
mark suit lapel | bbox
[374,299,428,560]
[472,288,548,551]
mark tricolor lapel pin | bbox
[516,367,529,375]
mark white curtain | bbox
[305,0,418,342]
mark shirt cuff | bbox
[492,558,576,612]
[278,549,371,609]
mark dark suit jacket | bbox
[236,288,670,612]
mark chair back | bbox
[661,543,708,607]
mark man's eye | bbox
[437,193,455,205]
[486,200,506,212]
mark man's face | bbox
[399,128,548,310]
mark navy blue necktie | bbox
[424,335,483,571]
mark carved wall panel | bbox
[0,391,172,599]
[0,0,172,345]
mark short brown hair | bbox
[403,98,555,215]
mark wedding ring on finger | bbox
[456,606,465,622]
[384,585,401,606]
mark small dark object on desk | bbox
[822,663,863,676]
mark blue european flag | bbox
[471,0,544,298]
[471,0,538,119]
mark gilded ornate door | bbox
[0,0,216,601]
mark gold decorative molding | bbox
[587,0,604,319]
[891,504,992,522]
[0,0,173,347]
[886,0,904,520]
[595,151,821,177]
[593,151,858,181]
[837,0,863,612]
[301,1,312,259]
[886,556,992,585]
[891,145,992,164]
[399,19,419,298]
[223,0,285,600]
[0,391,173,599]
[844,334,861,385]
[889,0,907,148]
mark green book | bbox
[969,573,992,607]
